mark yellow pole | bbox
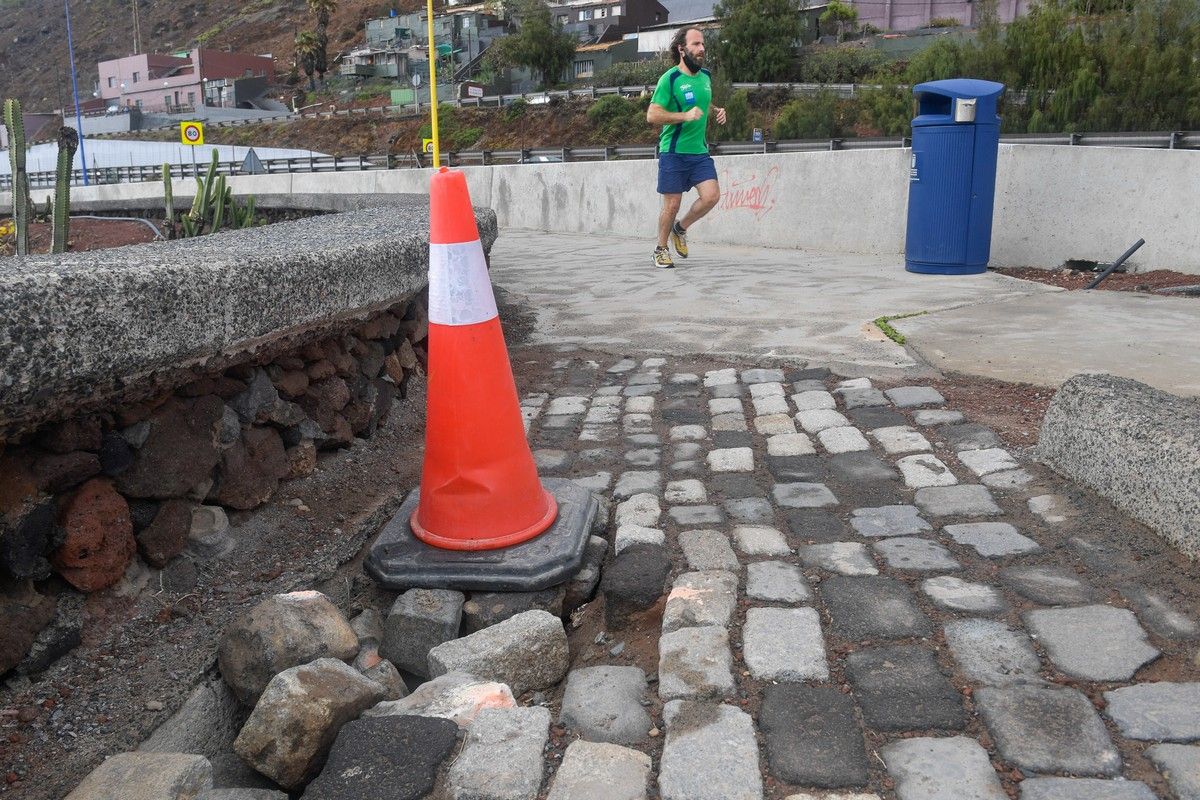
[426,0,441,168]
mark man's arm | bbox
[647,103,703,125]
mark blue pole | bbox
[64,0,89,186]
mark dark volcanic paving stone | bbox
[712,431,753,450]
[975,686,1121,776]
[1001,566,1102,606]
[708,473,763,499]
[846,406,908,430]
[784,509,848,543]
[848,645,966,732]
[828,452,899,482]
[767,455,827,482]
[821,576,932,641]
[791,367,831,381]
[601,544,671,627]
[942,423,1004,451]
[662,406,707,425]
[759,684,869,788]
[301,715,458,799]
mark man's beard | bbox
[682,50,703,72]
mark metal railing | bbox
[3,130,1198,190]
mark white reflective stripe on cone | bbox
[427,239,498,326]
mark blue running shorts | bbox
[657,152,718,195]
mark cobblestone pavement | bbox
[514,348,1200,800]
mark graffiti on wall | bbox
[715,165,780,220]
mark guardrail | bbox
[3,130,1198,190]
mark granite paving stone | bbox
[746,561,811,603]
[534,449,571,471]
[871,426,932,454]
[622,414,654,434]
[1025,605,1160,680]
[753,413,796,435]
[624,448,660,467]
[786,509,848,542]
[914,409,965,426]
[944,522,1040,557]
[448,706,551,800]
[614,524,666,555]
[1018,778,1156,800]
[663,571,739,633]
[799,543,879,576]
[742,368,785,383]
[897,454,959,488]
[707,448,754,472]
[767,433,816,457]
[743,607,829,681]
[679,530,740,571]
[546,741,651,800]
[768,454,826,481]
[829,452,898,482]
[547,396,589,416]
[840,387,889,408]
[848,645,966,731]
[724,497,774,523]
[614,470,661,499]
[881,736,1006,800]
[793,390,836,411]
[670,372,698,384]
[885,386,945,408]
[1103,682,1200,741]
[381,588,465,677]
[625,396,655,413]
[821,576,931,639]
[668,505,725,525]
[713,412,747,432]
[982,468,1035,489]
[1120,586,1200,640]
[590,394,623,407]
[772,482,838,508]
[873,537,961,571]
[664,479,707,504]
[733,526,791,556]
[749,382,785,398]
[915,485,1002,516]
[673,442,702,461]
[759,685,869,788]
[1146,744,1200,800]
[543,415,578,429]
[584,406,621,424]
[608,359,637,373]
[623,384,661,397]
[659,701,763,800]
[614,493,661,527]
[943,423,1004,451]
[818,427,872,454]
[975,685,1121,776]
[1001,566,1100,605]
[579,424,617,442]
[922,576,1009,614]
[710,384,744,398]
[797,409,852,433]
[851,505,931,538]
[658,626,735,701]
[709,398,745,415]
[574,472,613,493]
[670,424,707,441]
[752,396,790,416]
[958,448,1020,477]
[559,666,652,746]
[944,619,1044,687]
[836,378,873,390]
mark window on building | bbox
[135,99,143,109]
[596,7,607,17]
[611,4,621,13]
[579,9,592,20]
[557,14,568,23]
[163,95,172,108]
[132,71,140,82]
[107,77,114,88]
[574,59,594,77]
[245,69,253,77]
[188,92,196,105]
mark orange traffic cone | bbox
[411,167,558,550]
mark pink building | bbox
[852,0,1029,32]
[96,49,274,113]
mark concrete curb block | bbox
[1037,373,1200,559]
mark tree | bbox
[307,0,338,85]
[487,0,577,88]
[713,0,805,82]
[819,0,858,43]
[295,30,321,90]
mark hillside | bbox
[0,0,421,112]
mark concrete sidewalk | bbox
[489,229,1200,396]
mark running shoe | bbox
[653,246,675,269]
[670,221,689,259]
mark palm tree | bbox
[306,0,338,84]
[295,30,321,90]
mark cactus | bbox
[51,126,79,254]
[162,163,174,237]
[241,195,256,228]
[4,98,29,256]
[211,175,226,233]
[173,148,258,238]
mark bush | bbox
[586,94,643,138]
[857,81,912,135]
[774,91,843,139]
[503,98,528,122]
[798,46,887,83]
[592,59,668,88]
[925,16,962,27]
[713,89,752,141]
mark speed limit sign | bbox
[180,121,204,146]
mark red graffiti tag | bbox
[716,166,780,219]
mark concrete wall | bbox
[9,144,1200,273]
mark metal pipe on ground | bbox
[1086,238,1146,289]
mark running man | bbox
[646,26,726,268]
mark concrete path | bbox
[490,229,1200,395]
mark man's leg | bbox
[678,178,720,230]
[657,193,682,248]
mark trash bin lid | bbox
[912,78,1005,126]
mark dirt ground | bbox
[0,218,160,257]
[991,265,1200,295]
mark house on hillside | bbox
[571,38,639,81]
[95,49,274,114]
[549,0,669,43]
[635,16,719,59]
[390,5,508,82]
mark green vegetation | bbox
[586,94,650,139]
[420,105,485,150]
[51,126,79,254]
[487,0,578,88]
[873,311,928,345]
[713,0,807,81]
[173,150,259,238]
[4,98,29,256]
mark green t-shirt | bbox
[650,66,713,155]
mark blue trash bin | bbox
[905,78,1005,275]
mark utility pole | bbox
[132,0,142,54]
[64,0,90,185]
